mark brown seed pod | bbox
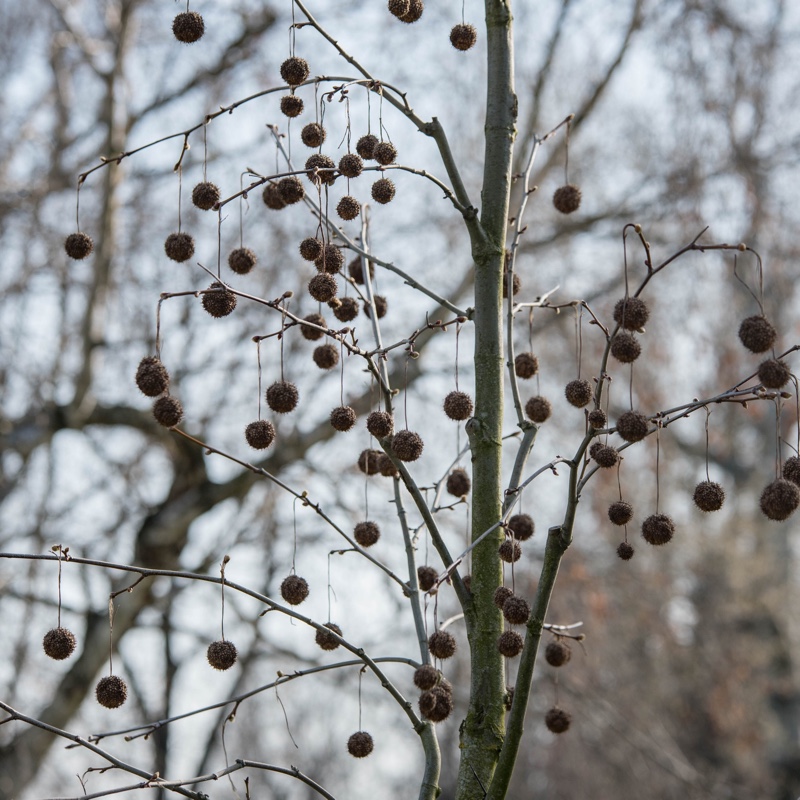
[443,390,474,421]
[693,480,725,512]
[364,295,388,319]
[446,467,471,497]
[202,282,237,318]
[300,122,326,148]
[338,153,364,179]
[245,419,275,450]
[608,501,633,526]
[783,456,800,486]
[207,640,238,671]
[759,478,800,521]
[503,595,531,625]
[450,23,477,50]
[613,297,649,331]
[136,356,169,397]
[191,181,220,210]
[592,444,619,469]
[617,541,635,560]
[758,358,791,389]
[616,410,649,443]
[588,408,607,429]
[299,237,324,262]
[262,183,286,210]
[332,296,359,322]
[545,706,571,734]
[565,379,593,408]
[641,513,675,545]
[420,684,454,722]
[371,177,396,204]
[316,622,343,651]
[96,675,128,709]
[337,195,361,221]
[330,406,356,432]
[373,141,397,166]
[278,176,305,204]
[308,272,338,302]
[610,331,641,363]
[348,256,375,284]
[367,411,394,439]
[545,640,571,667]
[358,448,382,475]
[300,313,327,341]
[738,315,777,353]
[313,344,339,370]
[280,56,310,87]
[228,247,257,275]
[588,441,604,460]
[153,395,183,428]
[502,272,521,298]
[280,94,304,118]
[525,396,552,423]
[43,627,77,660]
[428,629,457,660]
[507,513,534,541]
[356,134,379,160]
[388,0,410,18]
[499,538,522,563]
[413,664,439,691]
[377,453,399,477]
[315,244,345,274]
[514,352,538,379]
[399,0,424,23]
[354,520,380,548]
[164,232,195,262]
[494,586,514,610]
[305,154,336,186]
[417,565,438,592]
[280,574,309,605]
[393,430,424,461]
[347,731,374,758]
[172,11,204,43]
[64,232,94,260]
[552,184,581,214]
[498,630,524,658]
[266,381,299,414]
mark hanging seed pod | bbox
[493,586,514,610]
[338,153,363,178]
[428,630,457,660]
[356,134,379,160]
[446,467,471,497]
[613,297,649,331]
[373,141,397,166]
[417,566,438,592]
[266,381,299,414]
[545,640,571,667]
[228,247,257,275]
[399,0,424,23]
[164,232,195,262]
[262,183,286,210]
[191,181,220,210]
[413,664,439,691]
[308,273,338,302]
[358,449,382,475]
[565,379,593,408]
[299,237,324,262]
[280,94,304,118]
[592,444,619,469]
[552,184,581,214]
[42,627,77,660]
[388,0,410,18]
[371,177,396,204]
[153,396,183,428]
[783,456,800,486]
[96,675,128,709]
[514,352,538,379]
[347,731,374,758]
[758,358,791,389]
[608,501,633,526]
[202,282,237,318]
[545,706,571,734]
[693,480,725,512]
[280,574,310,605]
[280,56,310,87]
[610,331,641,363]
[207,640,238,671]
[502,272,521,298]
[641,513,675,545]
[450,23,477,51]
[367,411,394,439]
[759,478,800,521]
[64,232,94,260]
[392,430,424,461]
[443,390,473,421]
[616,410,649,443]
[348,256,375,284]
[305,154,336,186]
[332,296,359,322]
[136,356,169,397]
[354,520,380,547]
[525,396,552,423]
[363,295,388,319]
[498,630,524,658]
[377,453,399,477]
[502,595,531,625]
[617,541,635,560]
[330,406,356,432]
[300,313,327,341]
[588,408,607,429]
[314,244,344,274]
[300,122,326,148]
[315,622,343,651]
[172,11,204,43]
[738,315,777,353]
[507,513,534,541]
[278,176,305,204]
[245,419,275,450]
[336,195,361,221]
[312,344,339,370]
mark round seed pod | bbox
[356,134,379,160]
[514,352,538,379]
[280,94,304,118]
[300,122,326,148]
[280,56,310,87]
[565,379,593,408]
[738,315,776,353]
[245,419,275,450]
[136,356,169,397]
[299,237,324,262]
[399,0,424,23]
[358,449,382,475]
[498,630,524,658]
[278,176,305,204]
[419,684,454,722]
[450,23,477,50]
[443,390,473,421]
[371,177,396,204]
[393,430,424,462]
[377,453,399,477]
[228,247,257,275]
[308,273,338,302]
[588,441,604,460]
[617,541,635,560]
[552,184,581,214]
[758,358,791,389]
[693,480,725,512]
[525,396,552,423]
[413,664,439,691]
[305,154,336,186]
[507,513,534,541]
[503,595,531,625]
[545,706,571,734]
[592,444,619,469]
[300,312,327,341]
[153,395,183,428]
[348,257,375,284]
[641,513,675,546]
[332,296,359,322]
[280,574,309,605]
[588,408,607,429]
[364,295,388,319]
[338,153,363,179]
[207,640,237,671]
[613,297,649,331]
[64,232,94,260]
[428,630,457,660]
[610,331,641,363]
[164,232,195,262]
[388,0,410,17]
[499,538,522,563]
[315,244,345,274]
[347,731,374,758]
[191,181,220,210]
[417,565,438,592]
[96,675,128,709]
[313,344,339,370]
[608,500,633,526]
[783,456,800,486]
[330,405,356,432]
[373,141,397,166]
[545,640,571,667]
[172,11,204,43]
[494,586,514,610]
[262,183,286,210]
[446,467,471,497]
[367,411,394,439]
[616,410,649,443]
[202,282,237,318]
[315,622,343,651]
[337,195,361,221]
[759,478,800,521]
[266,381,299,414]
[43,627,77,660]
[354,520,380,547]
[502,272,521,298]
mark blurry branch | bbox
[47,0,105,77]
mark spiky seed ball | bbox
[417,566,438,592]
[514,352,538,379]
[364,295,388,319]
[337,195,361,221]
[393,430,424,462]
[367,411,394,439]
[338,153,363,178]
[164,232,195,262]
[450,23,477,50]
[347,731,374,758]
[262,183,286,210]
[299,237,323,262]
[399,0,424,23]
[373,141,397,166]
[207,640,238,671]
[313,344,339,370]
[278,176,305,204]
[191,181,220,210]
[498,630,524,658]
[593,444,619,469]
[358,449,382,475]
[371,177,396,204]
[356,134,379,160]
[613,297,649,331]
[758,358,791,389]
[565,379,593,408]
[588,441,604,460]
[759,478,800,521]
[64,232,93,260]
[428,630,457,660]
[783,456,800,486]
[552,184,581,214]
[136,356,169,397]
[228,247,256,275]
[332,296,359,322]
[153,395,183,428]
[616,410,649,442]
[503,595,531,625]
[420,684,454,722]
[641,513,675,546]
[245,419,275,450]
[354,520,380,547]
[588,409,607,429]
[300,313,327,341]
[446,467,471,497]
[43,627,77,660]
[280,94,304,118]
[348,257,374,284]
[280,56,309,87]
[388,0,410,17]
[545,640,571,667]
[305,154,336,186]
[608,501,633,526]
[494,586,514,609]
[172,11,204,43]
[308,273,338,302]
[443,391,473,421]
[610,331,641,363]
[508,514,534,541]
[300,122,326,148]
[96,675,127,709]
[617,541,635,560]
[202,282,237,318]
[499,539,522,563]
[266,381,299,414]
[693,480,725,512]
[738,315,777,353]
[525,396,552,423]
[503,272,521,298]
[280,574,309,605]
[377,453,399,477]
[330,406,356,432]
[316,622,343,651]
[413,664,439,691]
[545,706,571,734]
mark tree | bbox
[1,1,799,798]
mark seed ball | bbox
[348,257,375,284]
[191,181,220,210]
[503,272,521,298]
[641,513,675,546]
[300,122,326,148]
[136,356,169,397]
[358,449,382,475]
[613,297,649,331]
[262,183,286,210]
[228,247,257,275]
[43,627,77,660]
[616,410,649,443]
[443,390,474,421]
[514,352,538,379]
[305,154,336,186]
[207,640,238,671]
[172,11,204,43]
[738,315,777,353]
[417,565,438,592]
[388,0,410,17]
[300,313,327,341]
[373,141,397,166]
[428,630,457,660]
[313,344,339,370]
[164,232,195,262]
[278,176,305,204]
[266,381,299,415]
[316,622,343,651]
[498,630,524,658]
[610,331,641,363]
[446,467,471,497]
[758,358,791,389]
[153,395,183,428]
[525,396,552,423]
[202,282,237,318]
[377,453,399,477]
[64,232,93,260]
[280,56,310,87]
[96,675,128,709]
[308,272,338,302]
[332,296,359,322]
[593,444,619,469]
[545,640,571,667]
[413,664,439,691]
[338,153,363,179]
[494,586,514,610]
[450,23,477,50]
[337,195,361,221]
[588,408,607,429]
[783,456,800,486]
[759,478,800,521]
[330,405,356,432]
[617,541,635,560]
[280,94,304,118]
[347,731,374,758]
[393,430,424,462]
[503,595,531,625]
[419,684,454,722]
[545,706,571,734]
[280,574,309,605]
[399,0,424,23]
[354,520,380,547]
[608,500,633,526]
[588,441,604,460]
[371,177,396,204]
[499,539,522,563]
[299,237,324,261]
[245,419,275,450]
[564,379,593,408]
[552,184,581,214]
[356,134,379,160]
[367,411,394,439]
[693,480,725,512]
[508,514,534,542]
[364,295,388,319]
